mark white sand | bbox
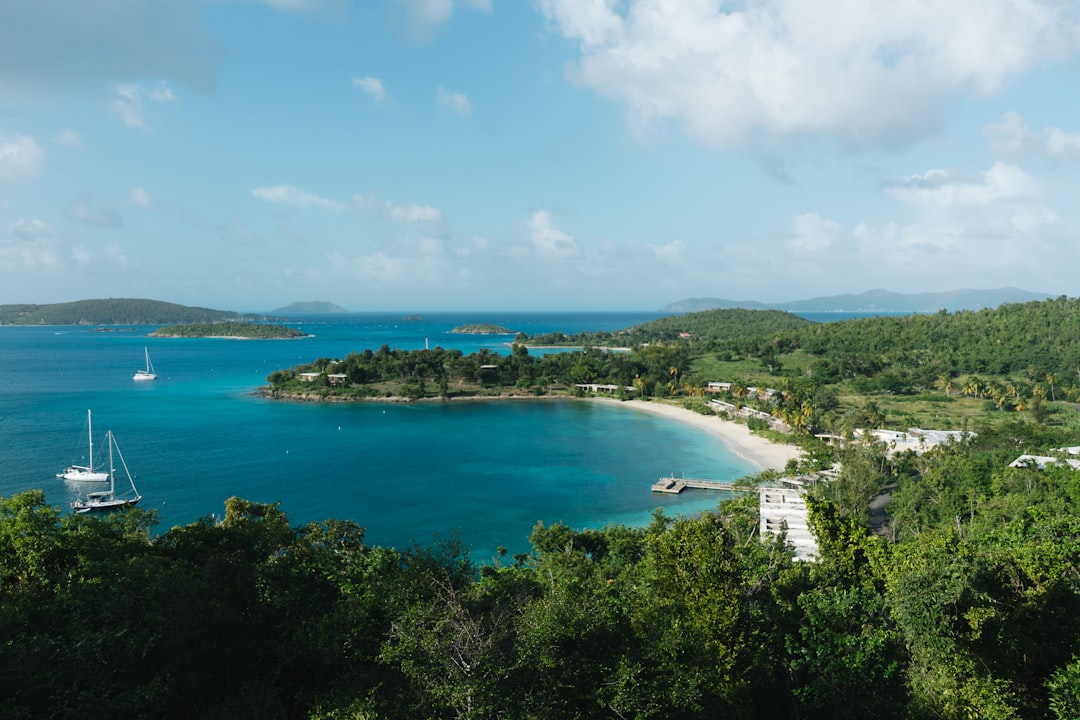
[593,398,802,472]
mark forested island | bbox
[151,321,308,339]
[449,323,515,334]
[5,297,1080,718]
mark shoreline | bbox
[263,386,801,472]
[590,398,803,472]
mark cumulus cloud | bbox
[788,213,843,253]
[886,162,1041,209]
[353,76,387,103]
[527,211,579,257]
[1,218,60,271]
[66,194,122,227]
[253,184,344,210]
[437,86,472,116]
[110,82,176,129]
[0,133,44,183]
[352,193,444,225]
[9,218,54,240]
[538,0,1080,149]
[985,112,1080,162]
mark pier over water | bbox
[651,476,738,494]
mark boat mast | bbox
[107,430,115,497]
[87,409,94,470]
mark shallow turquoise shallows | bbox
[1,312,756,561]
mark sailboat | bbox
[71,430,142,513]
[133,347,157,381]
[57,409,109,482]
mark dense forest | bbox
[6,298,1080,718]
[0,298,248,325]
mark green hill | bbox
[0,299,246,326]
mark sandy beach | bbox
[594,398,803,472]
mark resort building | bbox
[575,383,637,395]
[759,476,819,561]
[1008,454,1080,470]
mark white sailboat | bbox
[71,430,142,513]
[57,409,109,482]
[133,347,157,381]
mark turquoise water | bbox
[0,313,757,560]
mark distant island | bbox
[269,301,349,315]
[663,287,1053,313]
[0,298,252,326]
[150,321,308,339]
[449,323,515,335]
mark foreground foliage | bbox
[4,418,1080,719]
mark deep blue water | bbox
[1,312,763,561]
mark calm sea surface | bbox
[0,311,774,561]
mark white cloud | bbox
[66,194,122,227]
[527,211,580,257]
[651,239,685,264]
[353,76,387,103]
[985,112,1080,162]
[788,213,843,253]
[388,0,454,43]
[1,218,59,271]
[129,188,152,208]
[886,162,1040,209]
[1044,127,1080,161]
[253,185,344,210]
[539,0,1080,149]
[352,193,444,225]
[9,218,54,240]
[437,86,472,116]
[55,129,81,148]
[0,133,44,183]
[385,202,442,224]
[148,82,176,103]
[110,82,176,129]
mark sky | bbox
[2,0,1080,312]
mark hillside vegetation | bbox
[0,298,244,325]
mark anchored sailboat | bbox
[71,430,142,513]
[134,347,157,381]
[57,409,109,482]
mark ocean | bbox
[1,312,766,562]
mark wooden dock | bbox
[651,476,736,494]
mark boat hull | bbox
[72,496,141,513]
[58,466,109,482]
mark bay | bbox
[1,312,758,561]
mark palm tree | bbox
[1046,373,1057,402]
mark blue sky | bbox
[2,0,1080,312]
